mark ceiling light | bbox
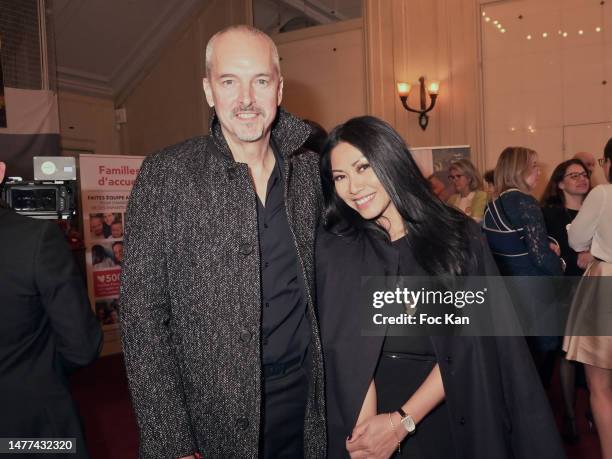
[596,27,602,32]
[485,17,491,22]
[563,32,568,37]
[542,32,548,38]
[527,34,532,40]
[578,30,584,35]
[501,29,506,33]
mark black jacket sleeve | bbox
[495,336,566,458]
[35,221,102,370]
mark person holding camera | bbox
[0,161,102,458]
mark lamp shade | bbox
[397,82,411,97]
[427,80,440,95]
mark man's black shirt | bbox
[257,146,310,366]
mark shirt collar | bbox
[208,107,311,162]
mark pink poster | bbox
[79,154,144,355]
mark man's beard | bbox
[236,125,265,142]
[233,104,267,142]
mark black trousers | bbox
[261,364,308,458]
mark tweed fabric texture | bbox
[120,108,326,458]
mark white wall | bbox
[481,0,612,193]
[119,0,251,156]
[364,0,484,166]
[58,91,120,156]
[274,19,367,132]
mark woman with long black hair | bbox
[540,159,592,443]
[317,116,564,458]
[541,159,592,276]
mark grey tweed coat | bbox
[119,109,326,458]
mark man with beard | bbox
[119,26,325,459]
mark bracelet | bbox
[387,412,401,455]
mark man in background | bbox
[574,151,606,187]
[0,161,102,458]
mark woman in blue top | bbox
[484,146,563,277]
[483,146,564,386]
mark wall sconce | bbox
[396,77,439,131]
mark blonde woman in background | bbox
[482,146,564,387]
[446,159,488,221]
[483,147,563,278]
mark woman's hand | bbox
[549,241,561,257]
[577,251,594,269]
[346,413,406,459]
[345,364,444,458]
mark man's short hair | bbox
[205,25,281,78]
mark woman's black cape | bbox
[316,224,565,459]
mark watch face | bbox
[401,415,416,433]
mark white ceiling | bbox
[53,0,205,99]
[254,0,362,33]
[51,0,361,100]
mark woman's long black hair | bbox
[540,159,589,208]
[320,116,475,276]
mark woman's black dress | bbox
[541,206,584,276]
[373,237,454,458]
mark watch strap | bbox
[397,407,407,418]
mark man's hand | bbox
[577,251,594,269]
[345,413,406,459]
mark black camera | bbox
[1,180,77,219]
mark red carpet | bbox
[546,361,602,459]
[70,354,602,458]
[70,354,138,459]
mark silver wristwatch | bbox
[397,408,416,434]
